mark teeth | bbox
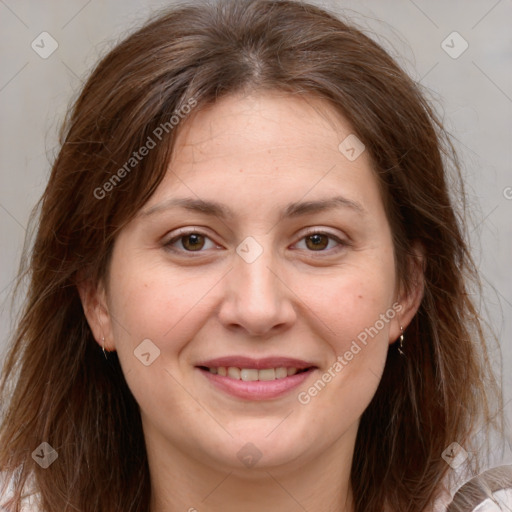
[208,366,304,381]
[257,368,275,381]
[227,367,241,379]
[240,369,259,381]
[275,367,288,379]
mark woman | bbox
[0,0,505,510]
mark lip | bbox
[195,356,314,370]
[195,356,317,401]
[198,367,316,400]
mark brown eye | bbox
[180,233,206,251]
[305,233,329,251]
[164,230,217,253]
[294,231,347,254]
[163,229,221,256]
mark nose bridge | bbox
[219,236,295,335]
[234,234,274,282]
[236,247,278,302]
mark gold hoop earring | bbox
[398,325,405,356]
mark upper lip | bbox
[196,356,316,370]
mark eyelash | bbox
[163,228,349,256]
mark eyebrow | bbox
[140,195,365,219]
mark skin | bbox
[81,91,423,512]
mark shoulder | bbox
[445,465,512,512]
[471,488,512,511]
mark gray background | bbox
[0,0,510,474]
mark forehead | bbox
[141,91,386,224]
[171,91,357,168]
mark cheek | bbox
[107,255,220,358]
[105,259,212,416]
[291,255,396,423]
[294,260,396,354]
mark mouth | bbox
[197,365,312,381]
[195,357,318,400]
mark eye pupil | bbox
[306,234,328,250]
[182,233,205,251]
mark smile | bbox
[201,366,307,381]
[195,357,317,400]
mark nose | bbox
[217,245,297,337]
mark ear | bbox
[76,275,116,352]
[388,241,425,344]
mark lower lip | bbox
[197,368,316,400]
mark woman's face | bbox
[95,92,410,474]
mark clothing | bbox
[444,465,512,512]
[471,488,512,511]
[0,473,40,512]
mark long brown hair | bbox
[0,0,503,510]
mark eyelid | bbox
[299,226,348,241]
[170,226,214,238]
[299,226,351,245]
[163,227,223,253]
[292,227,350,252]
